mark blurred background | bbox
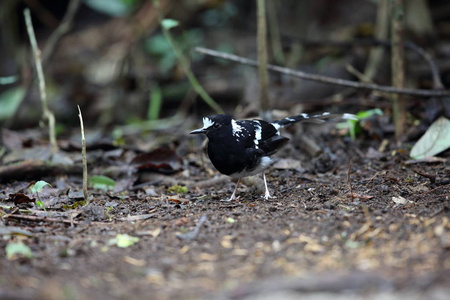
[1,0,449,135]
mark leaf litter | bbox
[0,125,449,299]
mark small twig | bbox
[195,47,450,97]
[345,64,391,99]
[5,212,159,225]
[391,0,406,139]
[24,8,58,153]
[405,41,444,89]
[116,213,158,222]
[350,206,373,240]
[42,0,80,66]
[412,169,436,184]
[77,105,89,204]
[363,0,389,80]
[257,0,270,119]
[276,36,442,94]
[152,0,223,114]
[5,213,81,225]
[4,213,112,226]
[267,0,285,65]
[420,183,450,196]
[348,160,354,201]
[0,160,83,183]
[176,214,207,241]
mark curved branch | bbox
[195,47,450,98]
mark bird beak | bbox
[190,127,207,134]
[191,117,214,134]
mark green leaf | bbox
[0,75,19,85]
[410,116,450,159]
[148,85,162,120]
[108,234,139,248]
[337,108,383,140]
[89,175,116,191]
[0,87,25,120]
[83,0,135,17]
[356,108,383,119]
[161,19,179,30]
[167,185,188,194]
[6,243,33,259]
[145,34,171,55]
[36,200,45,210]
[31,180,52,193]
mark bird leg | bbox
[263,172,271,199]
[228,178,241,201]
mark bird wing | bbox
[257,135,289,156]
[237,119,289,156]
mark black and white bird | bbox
[190,112,356,201]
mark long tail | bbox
[272,112,357,128]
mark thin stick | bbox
[406,41,443,89]
[267,0,285,64]
[24,8,58,153]
[257,0,270,118]
[77,105,89,204]
[152,0,223,114]
[279,36,443,89]
[419,183,450,196]
[345,64,390,99]
[4,214,111,226]
[195,47,450,97]
[363,0,389,80]
[391,0,406,139]
[116,214,158,222]
[348,160,354,201]
[42,0,80,66]
[5,213,81,225]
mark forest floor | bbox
[0,124,449,300]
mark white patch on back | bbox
[253,121,262,148]
[301,113,309,118]
[231,119,244,137]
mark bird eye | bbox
[213,122,220,128]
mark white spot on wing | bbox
[231,119,244,137]
[301,113,309,118]
[271,123,281,130]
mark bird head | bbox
[190,114,232,135]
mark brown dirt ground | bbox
[1,127,449,300]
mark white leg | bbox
[228,178,241,201]
[263,172,271,199]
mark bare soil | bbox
[1,128,449,300]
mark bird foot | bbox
[263,191,272,200]
[223,178,240,202]
[221,196,236,202]
[262,173,272,200]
